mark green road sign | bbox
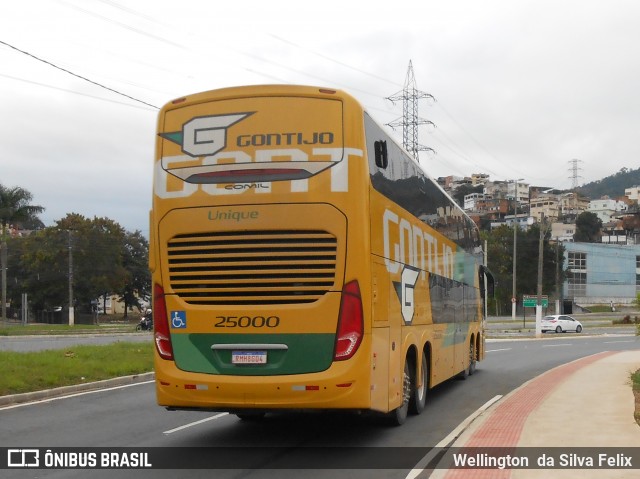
[522,295,548,308]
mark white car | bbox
[541,315,583,333]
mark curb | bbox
[0,372,155,407]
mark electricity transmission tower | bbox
[386,60,435,161]
[568,158,583,189]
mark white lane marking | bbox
[542,343,572,347]
[404,395,503,479]
[163,413,229,434]
[434,395,503,448]
[603,340,636,344]
[0,380,155,411]
[487,348,512,352]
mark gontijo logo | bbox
[394,266,420,325]
[155,111,363,197]
[160,112,255,157]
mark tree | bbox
[118,230,150,317]
[574,211,602,242]
[12,228,68,312]
[482,224,565,315]
[0,184,44,320]
[621,209,640,239]
[56,214,127,312]
[17,214,149,319]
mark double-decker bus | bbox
[150,84,491,425]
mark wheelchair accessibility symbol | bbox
[171,311,186,329]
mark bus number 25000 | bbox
[214,316,280,328]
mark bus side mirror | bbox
[374,140,388,169]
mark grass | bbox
[0,342,154,396]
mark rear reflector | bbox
[292,385,320,391]
[153,283,174,360]
[334,280,364,361]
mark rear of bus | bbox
[150,85,374,413]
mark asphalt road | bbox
[2,333,639,478]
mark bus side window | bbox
[374,140,388,169]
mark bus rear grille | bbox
[166,230,338,305]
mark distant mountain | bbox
[575,167,640,200]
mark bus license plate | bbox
[232,351,267,364]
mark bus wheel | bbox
[387,360,411,426]
[409,353,428,415]
[468,341,476,376]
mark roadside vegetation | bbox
[632,370,640,427]
[1,184,150,325]
[1,313,142,335]
[0,322,138,336]
[0,342,153,396]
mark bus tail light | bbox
[334,280,363,361]
[153,283,174,360]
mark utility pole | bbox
[555,242,561,314]
[512,204,517,320]
[511,179,523,320]
[535,214,545,338]
[68,230,74,326]
[1,238,6,321]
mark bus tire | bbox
[387,359,410,426]
[468,340,476,376]
[409,352,428,415]
[458,341,476,380]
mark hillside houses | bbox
[442,174,640,246]
[441,175,640,307]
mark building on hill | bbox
[624,186,640,202]
[464,192,485,211]
[550,222,576,242]
[558,192,589,218]
[588,196,628,223]
[471,173,490,186]
[530,195,560,222]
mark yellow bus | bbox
[150,84,490,425]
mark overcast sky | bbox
[2,0,639,234]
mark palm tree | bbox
[0,184,44,320]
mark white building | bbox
[464,193,485,211]
[588,197,628,223]
[625,186,640,202]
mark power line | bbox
[268,34,401,88]
[0,39,159,109]
[0,73,156,111]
